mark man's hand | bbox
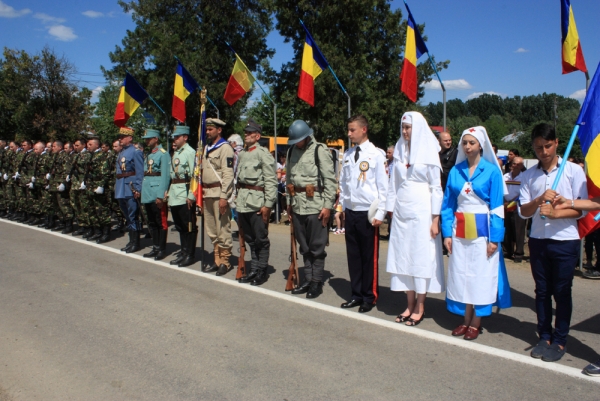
[552,196,570,210]
[13,172,20,179]
[133,190,140,199]
[372,219,383,227]
[58,183,65,192]
[156,198,164,208]
[444,238,452,254]
[79,181,86,190]
[94,187,104,195]
[66,175,70,182]
[540,203,556,219]
[318,208,330,227]
[287,205,292,222]
[487,242,498,258]
[187,198,193,209]
[27,182,34,189]
[257,207,271,224]
[46,173,51,180]
[219,198,228,215]
[31,176,36,183]
[539,189,558,205]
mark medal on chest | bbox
[147,158,154,173]
[174,158,180,174]
[120,157,126,171]
[358,161,369,182]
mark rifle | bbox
[129,182,152,240]
[285,213,299,291]
[235,223,247,280]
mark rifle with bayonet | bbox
[285,213,299,291]
[236,223,247,280]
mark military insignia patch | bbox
[227,157,233,168]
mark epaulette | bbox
[160,148,166,153]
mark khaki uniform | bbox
[202,140,235,267]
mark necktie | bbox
[354,146,361,162]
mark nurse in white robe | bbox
[386,112,445,326]
[441,127,512,341]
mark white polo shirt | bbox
[518,158,587,240]
[339,140,388,221]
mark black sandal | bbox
[395,313,411,323]
[405,313,424,327]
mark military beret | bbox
[171,126,190,137]
[244,118,262,134]
[119,126,135,136]
[206,118,226,127]
[141,129,160,139]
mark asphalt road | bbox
[0,219,599,400]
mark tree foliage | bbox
[103,0,274,145]
[252,0,449,149]
[422,93,583,158]
[0,47,93,142]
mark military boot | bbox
[143,229,160,258]
[52,219,66,232]
[96,225,111,244]
[15,212,27,222]
[203,245,220,272]
[121,231,134,252]
[45,215,56,230]
[88,226,103,241]
[29,214,43,226]
[154,229,168,260]
[126,230,141,253]
[72,225,86,236]
[23,214,34,224]
[178,232,197,268]
[0,210,6,218]
[216,247,232,276]
[38,215,49,228]
[61,219,74,234]
[170,232,187,265]
[82,227,94,239]
[306,281,323,299]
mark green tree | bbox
[269,0,449,148]
[103,0,274,145]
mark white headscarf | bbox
[393,111,441,169]
[456,126,508,195]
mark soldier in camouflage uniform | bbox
[69,139,92,237]
[37,143,58,229]
[4,141,19,219]
[85,138,113,243]
[12,140,34,223]
[21,142,44,225]
[49,141,75,234]
[0,140,7,217]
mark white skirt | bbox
[390,269,445,294]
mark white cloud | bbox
[424,79,472,91]
[0,1,30,17]
[91,86,104,102]
[467,91,507,100]
[48,25,77,41]
[515,48,529,53]
[82,10,104,18]
[34,12,65,24]
[569,89,586,101]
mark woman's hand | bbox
[430,215,440,239]
[444,238,452,254]
[552,196,570,210]
[487,242,498,258]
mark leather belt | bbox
[237,183,264,192]
[171,178,190,184]
[116,172,135,179]
[294,186,323,193]
[144,172,161,176]
[203,182,221,189]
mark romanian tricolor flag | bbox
[190,90,208,205]
[576,61,600,237]
[455,212,489,239]
[172,61,200,123]
[400,2,428,103]
[114,73,148,127]
[224,54,256,106]
[298,25,329,107]
[561,0,587,74]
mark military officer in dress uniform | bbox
[285,120,337,299]
[167,126,197,267]
[115,126,144,253]
[235,119,278,286]
[201,118,235,276]
[141,129,171,260]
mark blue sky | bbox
[1,0,598,106]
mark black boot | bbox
[82,227,94,239]
[113,219,125,232]
[250,270,268,286]
[154,229,168,260]
[38,215,49,228]
[52,219,65,232]
[46,215,56,230]
[170,233,187,265]
[178,232,197,267]
[15,212,27,222]
[88,226,103,241]
[121,231,134,252]
[96,225,111,244]
[306,281,323,299]
[126,230,141,253]
[72,224,86,236]
[30,215,43,226]
[61,219,74,234]
[291,280,311,295]
[0,210,6,218]
[143,229,159,258]
[23,213,34,224]
[239,270,259,283]
[8,211,20,221]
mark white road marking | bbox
[2,219,598,384]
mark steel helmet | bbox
[287,120,313,145]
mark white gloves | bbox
[3,174,7,180]
[28,182,34,189]
[45,185,50,190]
[66,175,70,182]
[79,181,86,190]
[12,172,20,180]
[46,173,51,180]
[94,187,104,194]
[31,177,36,183]
[58,183,65,192]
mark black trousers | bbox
[171,203,197,233]
[238,211,270,272]
[504,210,526,258]
[344,209,380,304]
[292,212,328,282]
[144,201,168,231]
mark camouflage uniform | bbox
[86,149,112,241]
[4,148,18,215]
[0,146,6,214]
[49,150,74,232]
[70,149,92,234]
[13,149,32,219]
[20,149,41,223]
[36,151,56,227]
[105,150,124,222]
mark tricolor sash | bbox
[454,212,489,239]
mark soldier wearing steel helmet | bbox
[285,120,337,299]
